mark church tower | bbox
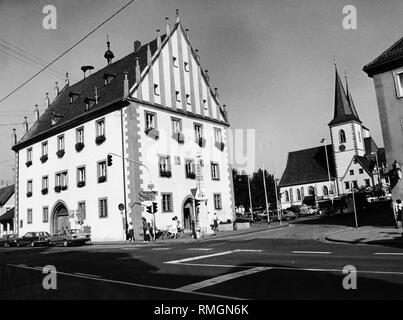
[329,66,365,192]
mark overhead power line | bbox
[0,0,135,104]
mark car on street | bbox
[280,210,297,220]
[0,234,18,247]
[48,229,91,247]
[17,232,51,247]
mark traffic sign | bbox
[118,203,125,211]
[139,191,157,201]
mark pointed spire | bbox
[175,9,180,23]
[147,44,152,64]
[54,81,60,97]
[23,117,28,133]
[156,29,161,49]
[34,104,39,121]
[165,17,171,36]
[65,72,69,86]
[329,65,361,126]
[123,72,129,97]
[344,69,360,119]
[45,93,50,108]
[104,34,115,65]
[135,57,141,83]
[185,29,190,41]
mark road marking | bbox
[292,251,331,255]
[120,247,139,250]
[187,248,213,251]
[176,267,271,292]
[151,248,171,251]
[7,264,245,300]
[165,249,264,265]
[166,250,236,264]
[207,242,226,247]
[74,272,102,278]
[374,252,403,256]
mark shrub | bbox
[54,186,61,193]
[98,176,106,183]
[41,188,48,195]
[25,160,32,167]
[77,181,86,188]
[40,155,48,163]
[75,142,85,152]
[95,135,106,145]
[56,150,65,158]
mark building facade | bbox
[279,66,387,209]
[363,36,403,201]
[12,12,235,241]
[0,184,15,236]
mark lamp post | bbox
[247,174,253,221]
[351,181,359,228]
[262,164,270,225]
[274,178,281,224]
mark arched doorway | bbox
[51,201,70,235]
[182,197,194,231]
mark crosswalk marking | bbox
[292,251,331,255]
[374,252,403,256]
[176,267,271,292]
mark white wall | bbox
[17,110,126,241]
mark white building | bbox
[278,66,387,209]
[0,184,15,236]
[12,11,235,241]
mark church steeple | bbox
[328,65,361,126]
[344,69,360,120]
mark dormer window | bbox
[84,97,96,111]
[173,57,178,68]
[184,62,189,72]
[103,72,116,86]
[51,112,63,126]
[69,91,80,104]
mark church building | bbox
[279,66,387,209]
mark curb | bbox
[324,235,403,246]
[91,223,290,246]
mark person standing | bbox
[127,222,134,242]
[142,217,150,242]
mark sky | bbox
[0,0,402,185]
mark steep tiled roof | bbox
[13,35,166,151]
[329,67,361,126]
[0,207,14,222]
[0,184,14,206]
[363,36,403,77]
[279,145,336,188]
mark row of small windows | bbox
[349,169,364,175]
[344,180,371,190]
[26,199,104,225]
[338,129,362,144]
[172,57,190,72]
[25,157,221,198]
[25,119,106,166]
[283,186,330,202]
[161,193,222,213]
[145,111,224,150]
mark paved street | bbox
[1,220,402,300]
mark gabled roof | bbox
[0,184,14,206]
[12,22,229,151]
[279,144,336,188]
[0,207,14,222]
[328,67,361,126]
[363,36,403,77]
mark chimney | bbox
[147,44,152,64]
[123,72,129,97]
[214,88,219,101]
[156,29,161,49]
[135,57,141,83]
[175,9,180,23]
[54,81,60,97]
[23,117,28,133]
[195,49,200,62]
[134,40,142,54]
[165,17,171,36]
[34,104,39,121]
[45,93,50,108]
[12,128,17,146]
[65,72,69,86]
[205,69,209,82]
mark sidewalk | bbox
[92,221,289,246]
[325,225,403,246]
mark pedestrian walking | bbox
[142,217,150,242]
[127,222,134,242]
[212,212,219,231]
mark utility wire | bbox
[0,0,135,104]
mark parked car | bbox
[0,234,18,247]
[17,232,51,247]
[281,210,297,220]
[48,229,91,247]
[299,205,318,216]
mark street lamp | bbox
[350,181,359,228]
[274,178,281,224]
